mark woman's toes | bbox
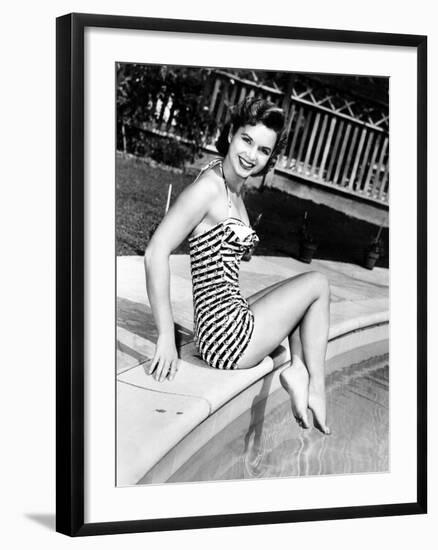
[319,424,331,435]
[295,414,310,429]
[311,413,331,435]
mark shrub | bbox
[149,138,189,169]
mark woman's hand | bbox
[148,333,179,382]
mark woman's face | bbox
[227,122,278,179]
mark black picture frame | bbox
[56,12,427,537]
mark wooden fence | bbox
[207,71,389,205]
[125,69,389,206]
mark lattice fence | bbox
[207,71,389,204]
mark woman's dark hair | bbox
[215,97,288,176]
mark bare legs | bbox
[299,282,330,433]
[279,353,310,428]
[238,271,331,434]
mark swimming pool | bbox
[168,342,389,482]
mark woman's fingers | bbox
[149,344,165,378]
[168,361,177,381]
[167,359,179,381]
[160,360,170,382]
[147,349,178,383]
[153,357,165,381]
[156,359,174,382]
[148,354,159,375]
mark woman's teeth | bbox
[239,157,254,170]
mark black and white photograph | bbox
[116,63,390,487]
[1,0,434,545]
[54,12,426,537]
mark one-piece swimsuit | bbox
[189,158,259,370]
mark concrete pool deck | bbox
[116,254,389,486]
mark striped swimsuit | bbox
[189,159,259,370]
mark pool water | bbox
[169,352,389,482]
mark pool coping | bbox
[117,311,389,486]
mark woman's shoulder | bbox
[190,158,224,197]
[196,156,223,175]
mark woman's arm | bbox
[144,173,220,381]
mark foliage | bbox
[117,64,217,164]
[148,137,189,169]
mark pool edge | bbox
[136,320,389,485]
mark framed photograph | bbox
[56,13,427,536]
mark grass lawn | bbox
[116,154,389,269]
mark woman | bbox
[145,97,331,434]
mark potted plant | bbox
[298,211,318,264]
[364,226,385,270]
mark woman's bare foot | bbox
[308,378,331,435]
[280,355,310,429]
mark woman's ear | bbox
[227,125,234,143]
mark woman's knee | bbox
[306,271,330,299]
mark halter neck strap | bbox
[219,160,232,216]
[194,158,232,216]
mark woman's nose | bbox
[247,145,257,161]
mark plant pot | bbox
[299,241,318,264]
[364,250,379,270]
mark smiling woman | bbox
[215,98,287,178]
[145,97,332,434]
[224,124,277,178]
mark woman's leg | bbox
[299,279,330,433]
[237,271,331,433]
[246,279,308,427]
[246,278,310,365]
[247,279,305,362]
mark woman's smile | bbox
[238,155,256,170]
